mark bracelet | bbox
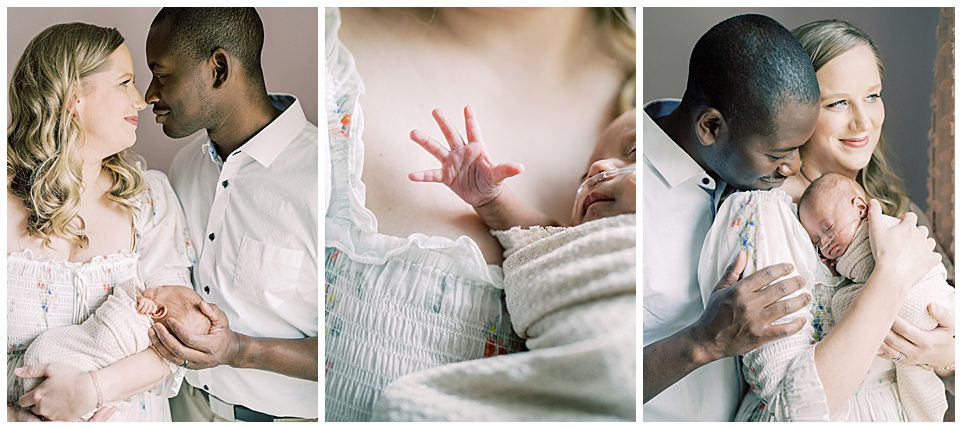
[88,371,103,409]
[922,363,955,372]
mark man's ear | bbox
[694,107,726,147]
[853,195,868,217]
[210,48,230,89]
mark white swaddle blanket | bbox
[831,215,954,422]
[22,280,177,421]
[371,214,636,421]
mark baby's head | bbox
[571,110,636,226]
[137,285,212,336]
[798,173,869,260]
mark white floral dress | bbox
[7,171,195,421]
[699,189,910,421]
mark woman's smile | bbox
[838,135,869,148]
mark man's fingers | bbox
[756,276,807,307]
[715,251,747,292]
[764,317,807,341]
[464,105,483,143]
[148,326,181,363]
[151,322,199,362]
[166,319,206,351]
[929,303,955,330]
[408,169,443,183]
[760,292,811,323]
[740,262,794,292]
[431,108,463,150]
[409,129,449,162]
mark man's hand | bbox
[408,106,524,208]
[148,301,243,370]
[688,251,811,363]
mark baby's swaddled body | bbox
[22,279,176,420]
[831,215,955,422]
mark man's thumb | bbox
[716,251,747,292]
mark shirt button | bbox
[222,180,229,188]
[208,233,215,241]
[204,285,210,294]
[203,385,209,391]
[702,177,710,185]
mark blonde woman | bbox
[732,19,953,421]
[326,7,635,421]
[7,23,193,421]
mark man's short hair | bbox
[682,14,820,138]
[152,7,265,88]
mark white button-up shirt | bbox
[168,94,318,418]
[642,99,739,421]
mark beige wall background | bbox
[643,7,940,212]
[7,7,319,173]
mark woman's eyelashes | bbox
[824,93,882,110]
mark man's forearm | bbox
[231,336,317,381]
[474,189,558,230]
[643,326,716,403]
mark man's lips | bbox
[581,191,613,217]
[153,109,170,123]
[124,116,138,126]
[839,135,869,148]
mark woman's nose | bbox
[132,89,148,111]
[849,103,871,132]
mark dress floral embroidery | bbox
[7,171,193,421]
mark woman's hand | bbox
[879,303,955,369]
[15,363,98,421]
[867,199,940,294]
[8,404,42,422]
[408,106,524,208]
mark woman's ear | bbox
[66,94,82,116]
[853,195,868,217]
[694,107,726,148]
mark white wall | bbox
[7,7,319,173]
[643,7,940,211]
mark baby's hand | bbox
[136,295,159,316]
[408,106,524,207]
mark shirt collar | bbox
[643,99,707,188]
[201,93,309,168]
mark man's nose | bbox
[776,153,801,178]
[145,81,159,105]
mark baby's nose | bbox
[586,158,618,180]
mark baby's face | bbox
[140,286,211,336]
[799,184,867,260]
[571,110,636,226]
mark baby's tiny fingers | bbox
[410,129,450,162]
[409,169,444,183]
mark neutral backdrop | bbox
[8,7,319,173]
[643,7,940,211]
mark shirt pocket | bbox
[232,236,305,308]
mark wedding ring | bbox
[894,352,905,362]
[181,359,189,368]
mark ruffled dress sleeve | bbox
[134,170,194,398]
[135,170,195,289]
[697,189,830,421]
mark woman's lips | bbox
[124,116,138,126]
[839,136,869,148]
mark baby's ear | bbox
[853,196,868,217]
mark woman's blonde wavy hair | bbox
[793,19,908,216]
[8,23,146,248]
[594,7,636,115]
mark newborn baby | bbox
[372,107,635,421]
[22,281,209,421]
[798,173,954,422]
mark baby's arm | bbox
[408,106,557,229]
